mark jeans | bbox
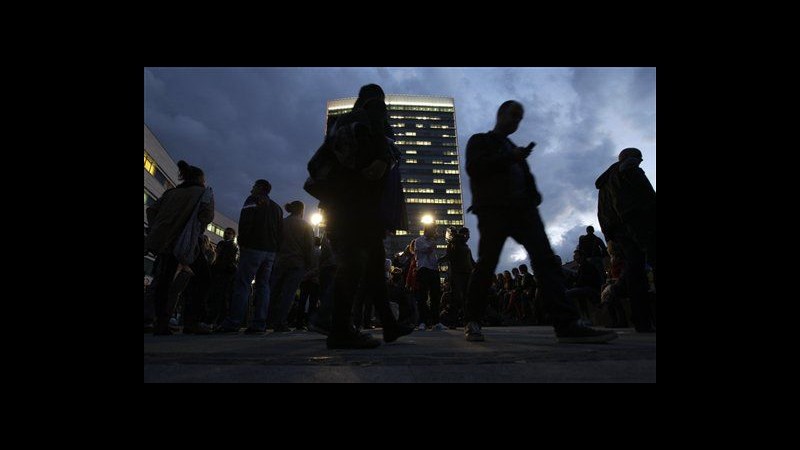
[220,247,276,330]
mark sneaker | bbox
[183,322,213,335]
[465,321,485,342]
[383,323,414,343]
[432,323,449,331]
[418,323,427,331]
[556,322,618,344]
[214,326,242,334]
[326,331,381,349]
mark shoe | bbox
[244,327,267,335]
[308,323,331,336]
[465,321,485,342]
[214,326,241,334]
[326,331,381,349]
[383,323,414,343]
[556,322,618,344]
[183,322,213,335]
[432,323,448,331]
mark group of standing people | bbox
[145,83,656,349]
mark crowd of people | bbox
[144,84,656,349]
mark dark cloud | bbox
[144,67,655,270]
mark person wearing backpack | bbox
[145,161,215,336]
[321,84,414,349]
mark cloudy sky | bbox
[144,67,656,270]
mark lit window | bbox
[405,150,417,154]
[406,131,416,136]
[144,151,157,175]
[395,230,408,235]
[447,209,463,215]
[406,159,417,164]
[416,124,424,128]
[446,189,461,194]
[433,179,445,184]
[403,178,419,183]
[436,244,448,249]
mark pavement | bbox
[144,325,655,383]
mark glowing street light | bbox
[420,214,434,225]
[310,212,323,237]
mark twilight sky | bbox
[144,67,656,270]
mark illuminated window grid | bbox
[144,151,157,175]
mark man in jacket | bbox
[463,100,617,344]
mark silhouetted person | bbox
[463,100,617,343]
[321,83,414,349]
[217,179,283,333]
[145,160,214,335]
[268,200,314,331]
[578,225,608,282]
[596,147,656,332]
[207,227,239,327]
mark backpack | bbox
[303,110,372,203]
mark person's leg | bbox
[465,213,508,325]
[250,252,277,331]
[152,253,178,334]
[617,235,652,332]
[183,252,212,329]
[274,268,306,329]
[511,208,579,334]
[220,248,264,330]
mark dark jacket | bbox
[444,234,474,274]
[212,238,239,273]
[276,215,315,270]
[578,233,607,258]
[466,131,542,213]
[595,161,656,240]
[237,194,284,252]
[145,182,214,254]
[324,102,394,231]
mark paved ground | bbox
[144,326,656,383]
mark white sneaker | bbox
[418,323,427,331]
[433,323,448,331]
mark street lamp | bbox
[310,212,323,237]
[420,214,434,225]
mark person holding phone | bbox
[462,100,617,344]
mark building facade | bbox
[144,124,238,274]
[325,95,464,260]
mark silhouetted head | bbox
[176,160,205,186]
[512,268,520,276]
[618,147,643,162]
[459,227,470,241]
[285,200,305,217]
[495,100,524,136]
[354,83,386,109]
[519,264,529,273]
[586,225,595,234]
[224,227,237,241]
[252,179,271,195]
[423,224,437,237]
